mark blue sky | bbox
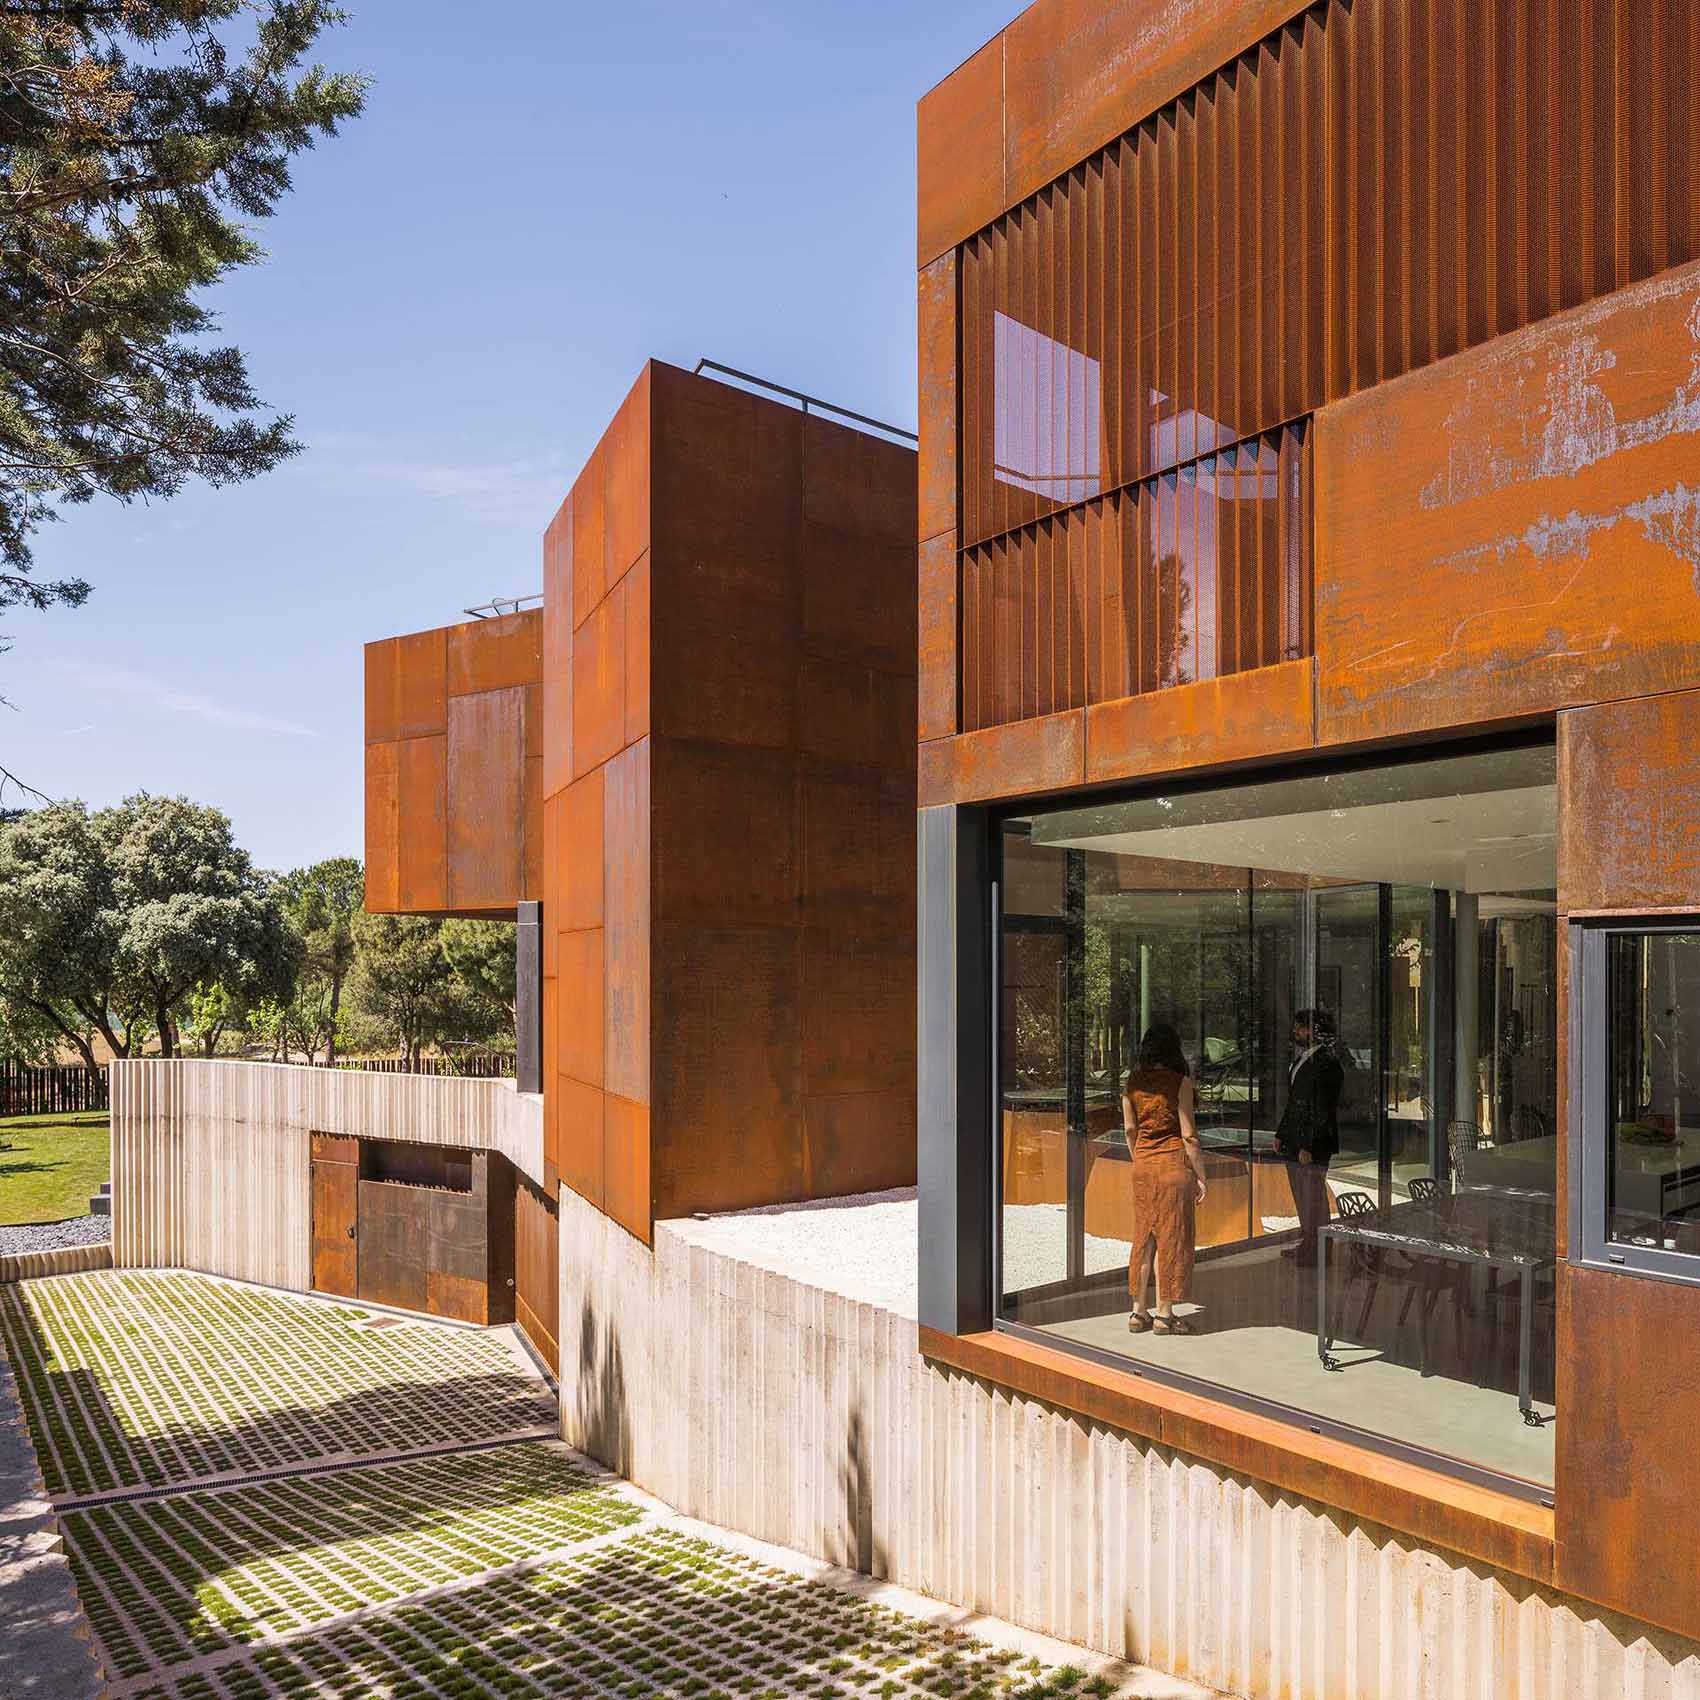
[3,0,1013,872]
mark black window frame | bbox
[1572,914,1700,1286]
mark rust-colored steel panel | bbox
[917,709,1086,807]
[802,1089,918,1199]
[801,772,914,924]
[522,750,543,903]
[1556,1263,1700,1639]
[603,738,650,1106]
[917,252,958,547]
[650,920,804,1221]
[543,497,573,801]
[571,442,607,630]
[556,927,604,1088]
[364,639,400,745]
[310,1157,358,1298]
[393,628,448,740]
[445,609,543,698]
[425,1269,486,1327]
[355,1180,429,1313]
[554,1073,604,1210]
[656,744,802,931]
[395,736,448,912]
[363,740,400,913]
[602,1092,650,1245]
[624,551,651,746]
[802,522,913,674]
[513,1177,560,1372]
[804,413,914,547]
[1315,260,1700,745]
[999,1,1312,246]
[311,1133,357,1165]
[917,533,958,743]
[800,929,915,1099]
[1559,689,1700,913]
[604,368,652,589]
[649,361,805,610]
[798,656,915,775]
[1085,657,1315,786]
[917,33,1005,270]
[571,575,627,779]
[428,1190,488,1283]
[561,767,605,932]
[653,575,798,753]
[652,739,793,929]
[446,688,523,912]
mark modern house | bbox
[359,359,920,1369]
[914,0,1700,1663]
[100,4,1700,1697]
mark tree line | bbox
[0,794,514,1069]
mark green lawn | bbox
[0,1111,110,1224]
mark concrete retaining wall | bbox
[557,1184,1700,1700]
[111,1060,543,1290]
[0,1243,112,1285]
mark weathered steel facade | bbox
[538,362,919,1241]
[365,362,920,1262]
[918,0,1700,1656]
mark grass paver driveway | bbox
[4,1270,1175,1700]
[0,1270,556,1497]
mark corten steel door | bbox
[357,1180,430,1313]
[309,1134,358,1298]
[513,1178,559,1372]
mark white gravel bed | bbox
[664,1189,922,1318]
[661,1192,1145,1316]
[0,1215,111,1256]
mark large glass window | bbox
[997,741,1559,1490]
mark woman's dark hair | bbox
[1136,1022,1189,1076]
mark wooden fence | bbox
[336,1054,516,1079]
[0,1063,109,1118]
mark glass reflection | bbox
[998,743,1559,1486]
[993,311,1102,504]
[1608,932,1700,1254]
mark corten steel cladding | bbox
[947,0,1700,736]
[364,609,543,916]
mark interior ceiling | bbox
[1034,784,1557,894]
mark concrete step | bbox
[98,1182,111,1196]
[88,1195,110,1217]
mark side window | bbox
[1579,922,1700,1277]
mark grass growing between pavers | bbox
[0,1271,557,1498]
[64,1443,640,1682]
[119,1526,1103,1700]
[0,1111,110,1224]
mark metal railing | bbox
[692,359,917,444]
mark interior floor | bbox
[1028,1236,1556,1487]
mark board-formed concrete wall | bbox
[110,1061,543,1290]
[556,1183,1700,1700]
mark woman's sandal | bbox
[1127,1311,1152,1333]
[1152,1315,1194,1336]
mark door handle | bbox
[347,1225,356,1240]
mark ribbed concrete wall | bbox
[557,1185,1700,1700]
[0,1243,113,1284]
[111,1060,544,1289]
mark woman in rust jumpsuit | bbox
[1123,1023,1209,1335]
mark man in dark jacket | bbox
[1277,1007,1346,1264]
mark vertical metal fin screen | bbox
[955,0,1700,731]
[960,423,1308,731]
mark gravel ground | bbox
[662,1191,1143,1310]
[0,1215,111,1256]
